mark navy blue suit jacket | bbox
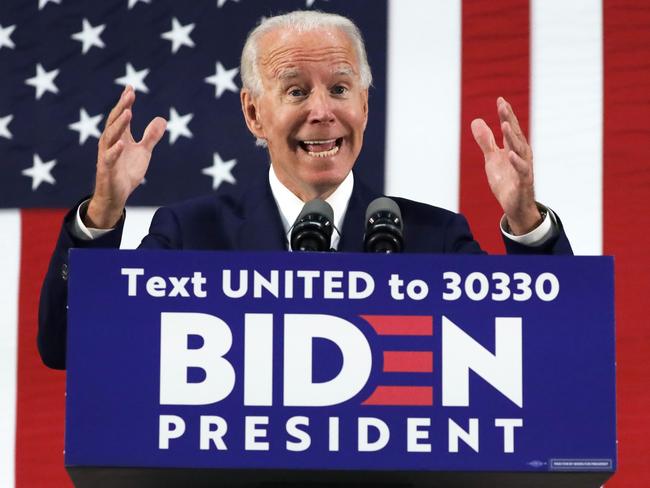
[38,176,572,369]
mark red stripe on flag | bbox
[459,0,530,253]
[15,210,72,487]
[603,2,650,486]
[383,351,433,373]
[362,386,433,406]
[360,315,433,335]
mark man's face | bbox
[241,27,369,200]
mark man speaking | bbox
[38,10,572,369]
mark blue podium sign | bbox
[65,250,615,487]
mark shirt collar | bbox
[268,165,354,250]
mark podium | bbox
[64,250,616,487]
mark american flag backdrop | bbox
[0,0,648,486]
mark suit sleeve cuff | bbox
[500,204,558,246]
[74,199,119,240]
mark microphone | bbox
[364,197,404,253]
[290,199,334,252]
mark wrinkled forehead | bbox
[258,27,359,83]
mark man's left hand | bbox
[471,97,542,235]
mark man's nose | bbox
[307,90,335,125]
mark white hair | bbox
[240,10,373,97]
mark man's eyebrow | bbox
[333,66,355,77]
[277,66,355,80]
[277,68,300,81]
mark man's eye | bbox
[288,88,305,97]
[331,85,348,95]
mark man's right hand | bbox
[85,85,167,229]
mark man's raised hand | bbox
[470,97,541,235]
[86,86,167,228]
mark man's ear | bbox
[240,89,265,139]
[361,88,369,130]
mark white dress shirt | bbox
[268,165,353,250]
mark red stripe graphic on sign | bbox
[603,2,650,486]
[362,386,433,406]
[383,351,433,373]
[360,315,433,336]
[15,210,72,487]
[459,0,530,254]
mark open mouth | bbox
[298,138,343,158]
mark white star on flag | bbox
[69,108,103,144]
[115,63,150,93]
[71,18,106,54]
[167,107,193,144]
[25,63,60,100]
[201,152,237,190]
[217,0,239,7]
[128,0,150,9]
[205,62,239,98]
[38,0,61,10]
[22,154,57,191]
[0,24,16,50]
[161,17,195,54]
[0,114,13,139]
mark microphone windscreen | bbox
[365,197,402,227]
[295,198,334,225]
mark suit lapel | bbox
[338,179,379,252]
[235,175,287,251]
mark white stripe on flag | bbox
[386,0,461,211]
[121,207,159,249]
[0,210,19,488]
[531,0,603,255]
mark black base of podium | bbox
[67,467,613,488]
